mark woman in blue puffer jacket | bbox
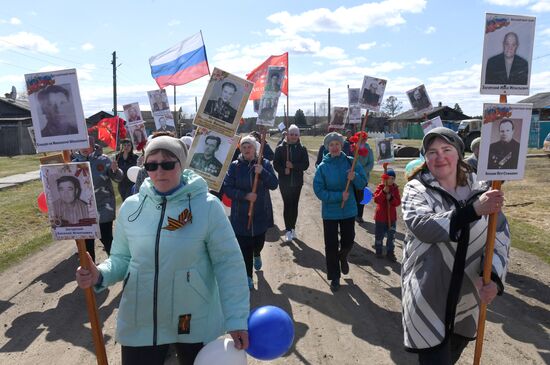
[223,135,278,290]
[313,132,367,292]
[76,136,249,365]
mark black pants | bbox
[355,188,365,218]
[322,218,355,280]
[236,233,266,278]
[121,342,203,365]
[280,185,302,231]
[85,221,113,263]
[418,333,470,365]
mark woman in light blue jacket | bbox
[313,132,367,292]
[76,136,249,365]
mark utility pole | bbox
[327,88,331,129]
[111,51,117,117]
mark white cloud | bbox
[331,57,367,66]
[316,46,346,60]
[267,0,427,35]
[0,74,23,84]
[424,26,436,34]
[358,41,377,50]
[530,0,550,11]
[484,0,530,5]
[168,20,181,27]
[0,32,59,53]
[81,42,94,51]
[416,57,432,65]
[10,17,21,25]
[541,28,550,36]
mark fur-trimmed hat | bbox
[323,132,344,150]
[144,136,188,168]
[470,136,481,151]
[421,127,464,157]
[240,135,260,151]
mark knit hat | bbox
[386,168,396,177]
[240,135,260,151]
[470,136,481,151]
[144,136,188,168]
[180,136,193,149]
[323,132,344,150]
[288,124,300,134]
[421,127,464,157]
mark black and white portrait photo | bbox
[329,107,348,129]
[257,96,279,126]
[154,112,175,132]
[148,89,170,113]
[123,102,143,123]
[406,84,433,114]
[348,88,360,107]
[195,68,254,137]
[477,103,532,181]
[25,69,89,153]
[376,138,394,163]
[263,66,285,94]
[480,13,536,95]
[360,76,387,112]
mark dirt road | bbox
[1,154,549,364]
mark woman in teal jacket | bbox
[76,136,249,365]
[313,132,367,292]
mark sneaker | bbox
[253,256,262,271]
[355,217,364,223]
[386,251,397,262]
[247,277,254,290]
[291,229,297,239]
[339,254,349,275]
[330,279,340,292]
[284,230,293,242]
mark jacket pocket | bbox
[172,269,211,336]
[118,269,138,327]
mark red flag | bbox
[246,53,288,100]
[88,117,127,150]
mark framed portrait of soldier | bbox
[186,128,239,192]
[480,13,536,95]
[148,89,170,113]
[477,103,532,181]
[421,116,444,135]
[123,102,144,124]
[25,69,89,153]
[153,111,176,132]
[359,76,387,112]
[406,84,433,115]
[257,95,280,126]
[263,66,285,96]
[348,106,362,124]
[348,88,361,107]
[127,122,148,151]
[40,162,100,240]
[194,68,253,137]
[375,137,394,163]
[329,107,348,129]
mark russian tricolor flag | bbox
[149,32,210,89]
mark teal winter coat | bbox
[313,152,367,220]
[96,170,249,346]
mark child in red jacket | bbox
[373,169,401,261]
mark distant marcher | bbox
[313,132,367,291]
[115,138,139,201]
[273,124,310,242]
[465,136,481,172]
[372,169,401,261]
[353,138,374,223]
[223,136,279,289]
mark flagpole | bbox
[173,86,177,136]
[200,30,211,76]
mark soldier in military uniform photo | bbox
[488,118,520,169]
[190,135,224,176]
[204,81,238,123]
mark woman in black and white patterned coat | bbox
[401,127,510,364]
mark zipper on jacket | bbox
[153,197,167,346]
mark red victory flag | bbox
[246,52,288,100]
[88,117,127,150]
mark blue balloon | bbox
[246,305,294,360]
[360,186,372,205]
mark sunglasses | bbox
[143,161,179,171]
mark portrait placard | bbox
[263,66,285,96]
[40,162,100,240]
[148,89,170,113]
[329,107,348,129]
[421,116,444,135]
[348,88,361,107]
[256,95,280,127]
[477,103,532,181]
[406,84,433,115]
[127,122,148,151]
[25,69,89,153]
[153,111,176,132]
[348,106,362,124]
[480,13,536,96]
[123,102,143,124]
[375,137,394,164]
[186,128,239,192]
[194,68,253,137]
[359,76,387,111]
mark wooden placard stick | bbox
[284,106,290,175]
[382,162,392,228]
[473,93,507,365]
[62,150,109,365]
[247,128,266,230]
[341,111,369,208]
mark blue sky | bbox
[1,0,549,119]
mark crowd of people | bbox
[74,125,510,365]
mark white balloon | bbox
[194,337,247,365]
[127,166,141,183]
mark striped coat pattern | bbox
[401,171,510,351]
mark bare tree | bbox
[381,96,403,117]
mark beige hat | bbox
[144,136,188,168]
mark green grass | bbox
[0,154,43,178]
[508,217,550,265]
